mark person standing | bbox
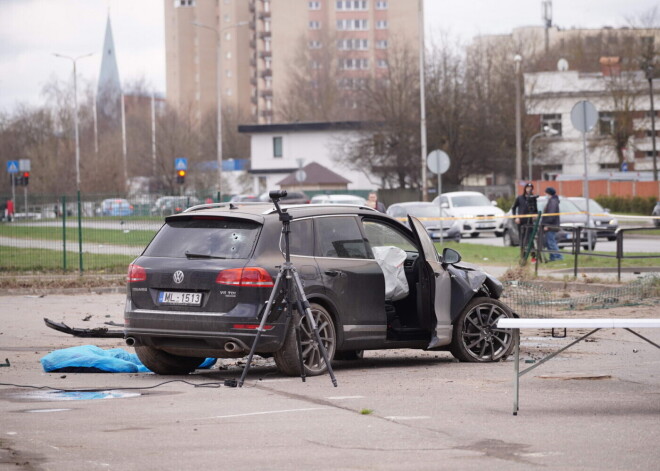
[6,199,14,222]
[511,183,536,248]
[543,187,563,261]
[366,192,386,213]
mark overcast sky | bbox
[0,0,657,112]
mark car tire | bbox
[503,230,515,247]
[334,350,364,361]
[134,345,204,375]
[274,303,336,376]
[449,297,514,363]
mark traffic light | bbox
[21,171,29,186]
[176,169,186,184]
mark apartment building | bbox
[164,0,419,123]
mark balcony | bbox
[258,31,271,40]
[260,68,272,78]
[260,89,273,98]
[250,76,258,86]
[251,95,258,105]
[258,10,271,20]
[260,109,274,117]
[259,50,272,59]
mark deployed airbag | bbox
[372,246,409,301]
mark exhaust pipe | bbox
[125,337,136,347]
[224,341,240,353]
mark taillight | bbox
[216,267,274,287]
[127,264,147,282]
[233,324,274,330]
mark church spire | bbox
[97,14,122,119]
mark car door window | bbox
[362,220,416,252]
[316,216,369,259]
[289,218,314,256]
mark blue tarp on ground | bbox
[40,345,216,373]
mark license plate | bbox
[158,291,202,306]
[477,223,495,228]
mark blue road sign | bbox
[6,161,18,174]
[175,158,188,171]
[621,162,628,172]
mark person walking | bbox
[6,199,14,222]
[366,192,386,213]
[542,187,563,261]
[511,183,537,250]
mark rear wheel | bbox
[134,345,204,375]
[450,297,514,363]
[274,303,336,376]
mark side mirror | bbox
[491,200,498,207]
[442,247,462,265]
[440,202,449,209]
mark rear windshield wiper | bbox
[184,251,226,259]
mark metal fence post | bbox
[62,195,67,271]
[573,226,580,278]
[616,230,623,283]
[77,190,83,274]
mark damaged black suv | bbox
[125,202,515,376]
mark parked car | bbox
[567,197,618,240]
[99,198,133,217]
[431,191,505,238]
[125,203,515,377]
[258,191,310,204]
[230,194,259,203]
[653,201,660,228]
[502,196,596,250]
[310,194,366,205]
[151,196,201,216]
[386,201,461,242]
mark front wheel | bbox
[274,303,336,376]
[450,297,514,362]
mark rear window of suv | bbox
[143,217,260,259]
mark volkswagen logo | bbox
[172,270,184,284]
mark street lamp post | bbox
[646,65,658,181]
[53,53,93,190]
[418,0,428,201]
[193,21,248,202]
[528,126,559,181]
[53,52,93,274]
[514,54,523,185]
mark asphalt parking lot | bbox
[1,293,659,471]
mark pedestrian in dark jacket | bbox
[543,187,563,261]
[511,183,536,248]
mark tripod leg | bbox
[238,270,284,387]
[290,269,338,387]
[293,301,306,383]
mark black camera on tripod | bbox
[525,194,539,214]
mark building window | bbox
[309,1,321,9]
[273,137,283,158]
[309,20,321,29]
[375,1,388,9]
[224,14,231,23]
[377,59,388,68]
[337,38,368,50]
[340,58,369,70]
[336,19,368,30]
[376,20,388,29]
[309,40,322,49]
[376,39,388,49]
[336,1,367,10]
[645,150,658,158]
[174,0,195,6]
[599,112,615,135]
[541,114,562,136]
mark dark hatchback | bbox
[125,202,515,376]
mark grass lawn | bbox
[0,224,157,247]
[0,246,134,273]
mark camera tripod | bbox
[237,190,337,388]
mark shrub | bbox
[594,196,656,215]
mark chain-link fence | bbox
[0,193,215,273]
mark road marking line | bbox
[326,395,365,400]
[384,416,431,421]
[198,407,331,420]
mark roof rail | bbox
[262,203,378,215]
[183,202,232,213]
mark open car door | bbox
[407,216,452,348]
